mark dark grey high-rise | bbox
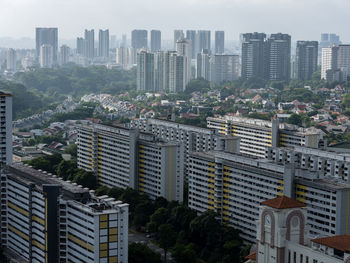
[84,29,95,58]
[36,28,58,62]
[241,32,267,80]
[198,30,211,53]
[131,30,148,49]
[151,30,161,52]
[98,29,109,58]
[266,33,291,81]
[215,31,225,54]
[296,41,318,81]
[186,30,197,59]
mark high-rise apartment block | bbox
[169,53,185,93]
[85,29,95,58]
[77,124,184,202]
[35,28,58,62]
[154,51,175,92]
[215,31,225,54]
[320,33,341,50]
[131,30,148,49]
[173,30,184,48]
[241,32,291,81]
[150,30,161,52]
[6,48,16,72]
[186,30,197,59]
[176,38,192,86]
[116,47,135,69]
[296,41,318,81]
[209,54,240,82]
[188,148,350,242]
[137,50,155,91]
[98,29,110,58]
[207,116,324,158]
[0,163,129,263]
[0,92,12,166]
[241,32,267,80]
[39,44,54,68]
[197,30,211,53]
[321,45,350,81]
[59,45,70,66]
[196,49,210,80]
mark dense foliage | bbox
[14,65,136,98]
[129,243,162,263]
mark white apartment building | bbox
[0,163,129,263]
[0,92,12,165]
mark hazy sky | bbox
[0,0,349,42]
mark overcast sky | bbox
[0,0,349,42]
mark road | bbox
[129,230,175,262]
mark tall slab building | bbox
[215,31,225,54]
[150,30,161,52]
[35,27,58,62]
[296,41,318,81]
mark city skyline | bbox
[0,0,349,42]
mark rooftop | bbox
[261,196,306,209]
[311,235,350,253]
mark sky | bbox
[0,0,349,42]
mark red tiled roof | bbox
[311,235,350,252]
[245,252,256,260]
[261,196,306,209]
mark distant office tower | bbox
[295,41,318,81]
[322,45,350,82]
[116,47,135,69]
[155,51,175,92]
[6,48,16,71]
[137,50,154,91]
[209,54,240,82]
[76,37,86,56]
[321,46,338,80]
[98,29,109,58]
[150,30,161,52]
[186,30,197,59]
[176,38,192,86]
[110,34,117,49]
[59,45,70,65]
[35,27,58,62]
[241,32,267,80]
[215,31,225,54]
[266,33,291,81]
[169,53,185,93]
[84,29,95,58]
[320,33,341,49]
[197,30,211,53]
[0,164,129,263]
[0,92,12,165]
[39,44,54,68]
[131,30,148,49]
[196,49,210,80]
[174,30,184,48]
[121,34,127,48]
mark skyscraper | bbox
[176,38,192,86]
[131,30,148,49]
[121,34,127,48]
[40,44,54,68]
[322,45,350,82]
[116,47,135,69]
[36,28,58,62]
[296,41,318,81]
[137,50,154,91]
[215,31,225,54]
[59,45,70,65]
[0,92,12,165]
[98,29,110,58]
[169,53,185,93]
[6,48,16,71]
[266,33,291,81]
[197,30,211,53]
[110,34,117,49]
[320,33,341,50]
[150,30,161,52]
[186,30,197,59]
[76,37,86,56]
[84,29,95,58]
[241,32,267,80]
[321,46,338,80]
[209,54,240,83]
[196,49,210,80]
[174,30,184,48]
[337,44,350,81]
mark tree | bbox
[73,170,97,189]
[343,93,350,108]
[129,243,162,263]
[158,224,177,263]
[171,243,197,263]
[133,200,155,229]
[286,113,302,126]
[56,159,77,180]
[147,208,169,233]
[64,143,77,158]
